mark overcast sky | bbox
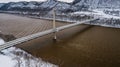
[0,0,74,3]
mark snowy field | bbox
[0,38,57,67]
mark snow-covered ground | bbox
[0,38,5,45]
[0,38,57,67]
[0,54,16,67]
[70,9,120,28]
[72,9,120,19]
[0,38,16,67]
[93,9,120,19]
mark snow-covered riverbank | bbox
[71,9,120,19]
[0,38,15,67]
[0,38,57,67]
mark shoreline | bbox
[1,11,120,29]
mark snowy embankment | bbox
[0,38,57,67]
[0,38,15,67]
[71,9,120,28]
[72,9,120,19]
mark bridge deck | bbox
[0,18,96,51]
[0,13,97,51]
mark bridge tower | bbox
[53,8,57,41]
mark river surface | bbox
[16,25,120,67]
[2,13,120,67]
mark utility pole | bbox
[53,8,57,41]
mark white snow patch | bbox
[0,55,16,67]
[0,38,5,45]
[0,38,16,67]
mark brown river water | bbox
[17,25,120,67]
[1,13,120,67]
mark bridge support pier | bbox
[53,32,57,42]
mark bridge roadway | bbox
[0,19,97,51]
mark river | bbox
[0,13,120,67]
[16,25,120,67]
